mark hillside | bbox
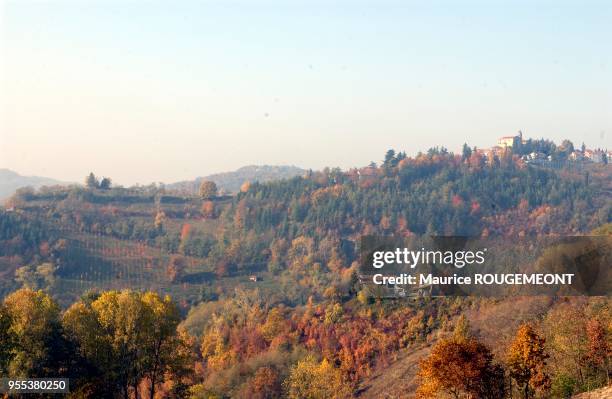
[168,164,306,194]
[0,168,66,201]
[572,386,612,398]
[0,141,610,398]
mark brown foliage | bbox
[507,324,550,399]
[416,336,506,399]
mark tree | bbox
[99,177,112,190]
[417,336,506,399]
[0,304,13,375]
[85,172,99,189]
[14,265,40,290]
[242,366,282,399]
[3,289,65,378]
[561,139,575,154]
[199,181,218,199]
[240,181,251,193]
[154,210,166,231]
[453,314,471,341]
[166,255,186,283]
[63,290,191,399]
[542,301,590,393]
[260,308,286,343]
[383,149,397,168]
[139,292,193,399]
[15,263,57,291]
[507,324,551,399]
[584,318,610,385]
[284,355,352,399]
[461,143,472,161]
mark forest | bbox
[0,138,610,398]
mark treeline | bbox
[0,283,477,399]
[1,144,608,305]
[0,288,191,398]
[229,154,596,237]
[417,298,611,399]
[1,288,609,398]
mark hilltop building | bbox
[584,149,607,163]
[497,131,526,148]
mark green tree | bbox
[99,177,112,190]
[85,172,99,189]
[383,149,397,168]
[461,143,472,161]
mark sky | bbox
[1,0,611,186]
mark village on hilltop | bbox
[477,131,610,165]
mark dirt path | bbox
[573,386,612,399]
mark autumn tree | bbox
[0,304,13,375]
[542,302,589,391]
[584,318,610,385]
[167,255,187,283]
[199,181,218,199]
[178,223,191,254]
[63,290,192,399]
[240,181,251,193]
[241,366,282,399]
[140,293,193,399]
[284,355,352,399]
[14,262,56,291]
[507,324,551,399]
[417,315,506,399]
[154,210,166,231]
[2,289,67,378]
[201,200,215,218]
[453,314,471,341]
[268,238,288,274]
[260,308,287,343]
[417,335,506,399]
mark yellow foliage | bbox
[284,355,352,399]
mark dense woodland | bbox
[0,139,611,398]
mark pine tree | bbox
[85,172,99,189]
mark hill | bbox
[0,141,610,398]
[0,169,66,201]
[168,164,305,194]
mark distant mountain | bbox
[169,165,306,194]
[0,169,65,201]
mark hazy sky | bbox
[1,0,611,185]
